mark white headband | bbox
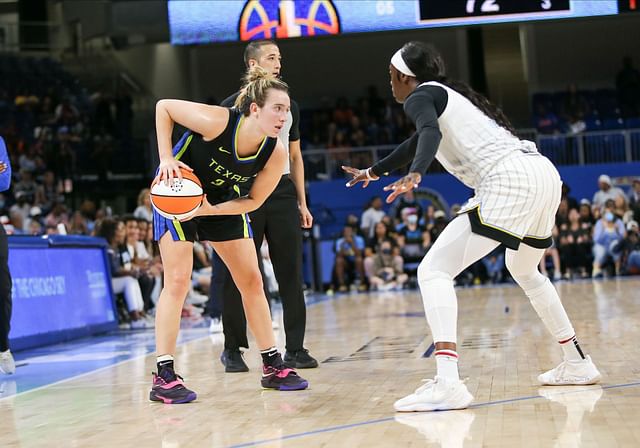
[391,49,415,77]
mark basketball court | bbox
[1,278,639,447]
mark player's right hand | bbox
[156,158,193,186]
[342,165,379,188]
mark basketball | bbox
[150,168,203,220]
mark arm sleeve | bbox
[370,134,418,177]
[289,99,300,141]
[0,137,11,192]
[220,92,240,108]
[403,89,442,174]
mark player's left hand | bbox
[299,204,313,228]
[342,165,379,188]
[383,172,422,203]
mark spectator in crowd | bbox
[97,218,150,329]
[35,170,61,214]
[613,194,631,222]
[558,208,593,279]
[592,174,626,212]
[616,56,640,118]
[364,221,398,279]
[612,221,640,275]
[133,188,153,222]
[539,226,562,281]
[367,240,408,291]
[578,199,596,228]
[391,189,423,223]
[534,103,560,134]
[333,225,366,292]
[592,209,625,278]
[482,247,506,284]
[361,195,386,238]
[430,210,449,242]
[627,179,640,223]
[44,201,69,230]
[397,209,431,267]
[67,210,89,235]
[562,84,589,134]
[123,215,156,312]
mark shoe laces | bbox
[414,376,466,394]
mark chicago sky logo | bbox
[239,0,341,41]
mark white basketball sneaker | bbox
[0,350,16,375]
[538,355,601,386]
[394,376,474,412]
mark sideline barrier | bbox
[7,235,118,351]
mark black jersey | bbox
[175,108,278,203]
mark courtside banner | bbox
[8,236,118,350]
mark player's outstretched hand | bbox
[156,158,193,186]
[342,165,379,188]
[382,172,422,203]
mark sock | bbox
[260,347,279,367]
[157,354,174,373]
[559,335,586,361]
[434,349,460,381]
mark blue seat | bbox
[625,117,640,129]
[602,118,625,130]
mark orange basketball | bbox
[150,168,204,220]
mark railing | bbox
[302,128,640,181]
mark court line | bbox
[228,381,640,448]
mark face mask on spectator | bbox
[382,248,392,255]
[605,211,614,222]
[407,215,418,224]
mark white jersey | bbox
[278,110,293,175]
[424,81,537,189]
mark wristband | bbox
[365,168,377,180]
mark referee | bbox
[213,40,317,372]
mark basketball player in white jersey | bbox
[343,41,600,412]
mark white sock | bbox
[435,349,460,381]
[559,335,586,362]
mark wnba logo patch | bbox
[238,0,340,41]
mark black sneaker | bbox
[261,354,309,391]
[284,348,319,369]
[149,368,197,404]
[220,349,249,373]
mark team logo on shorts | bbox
[238,0,340,41]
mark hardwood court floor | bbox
[1,279,640,447]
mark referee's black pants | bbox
[212,175,307,352]
[0,224,12,352]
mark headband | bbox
[390,49,415,77]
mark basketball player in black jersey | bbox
[150,67,308,404]
[214,40,317,372]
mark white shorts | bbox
[460,153,562,250]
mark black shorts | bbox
[153,209,253,242]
